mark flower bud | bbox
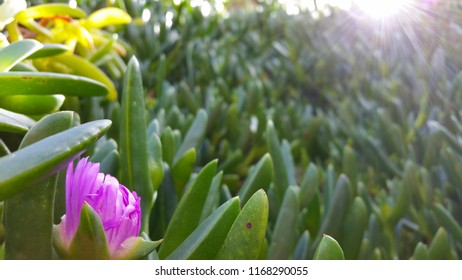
[54,157,157,259]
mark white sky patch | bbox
[142,8,151,22]
[201,1,212,17]
[153,23,160,34]
[191,0,203,8]
[215,1,225,13]
[68,0,77,9]
[165,10,173,28]
[250,116,258,133]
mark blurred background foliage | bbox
[2,0,462,259]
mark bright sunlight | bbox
[351,0,413,18]
[302,0,415,19]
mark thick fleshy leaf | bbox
[3,112,79,260]
[428,227,450,260]
[293,231,310,260]
[0,72,108,97]
[0,39,42,72]
[113,236,161,260]
[340,196,368,260]
[0,108,35,133]
[16,4,86,22]
[119,56,153,233]
[387,161,412,228]
[237,153,273,206]
[299,163,318,209]
[313,235,345,260]
[412,242,429,260]
[89,37,115,65]
[342,145,358,199]
[33,54,117,100]
[281,140,296,185]
[268,186,300,260]
[0,119,111,201]
[171,148,196,197]
[161,127,176,166]
[267,186,299,260]
[317,174,350,239]
[0,140,10,156]
[99,150,119,175]
[266,120,288,205]
[28,44,69,59]
[90,138,118,163]
[158,160,218,259]
[84,8,131,29]
[174,109,208,165]
[200,171,224,222]
[433,203,462,243]
[67,203,110,260]
[0,94,64,115]
[5,175,58,260]
[9,62,38,72]
[166,197,240,260]
[216,189,269,260]
[148,133,164,192]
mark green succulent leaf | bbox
[174,109,208,165]
[16,4,87,22]
[33,54,117,100]
[84,8,131,29]
[99,150,119,175]
[314,235,345,260]
[428,227,450,260]
[0,140,10,156]
[340,196,368,260]
[0,94,64,115]
[28,44,69,59]
[237,153,273,207]
[293,231,310,260]
[0,39,43,72]
[158,160,218,259]
[267,186,299,260]
[412,242,429,260]
[0,108,35,133]
[113,237,161,260]
[3,111,79,260]
[90,138,118,163]
[0,72,108,97]
[200,171,224,222]
[266,120,289,205]
[216,189,269,260]
[166,197,240,260]
[318,174,350,239]
[68,203,110,260]
[0,119,111,201]
[433,203,462,243]
[119,56,153,234]
[171,148,196,197]
[148,133,164,193]
[299,163,319,209]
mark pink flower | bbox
[58,157,141,257]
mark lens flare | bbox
[353,0,412,18]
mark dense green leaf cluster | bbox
[2,0,462,259]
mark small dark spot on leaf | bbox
[246,222,252,229]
